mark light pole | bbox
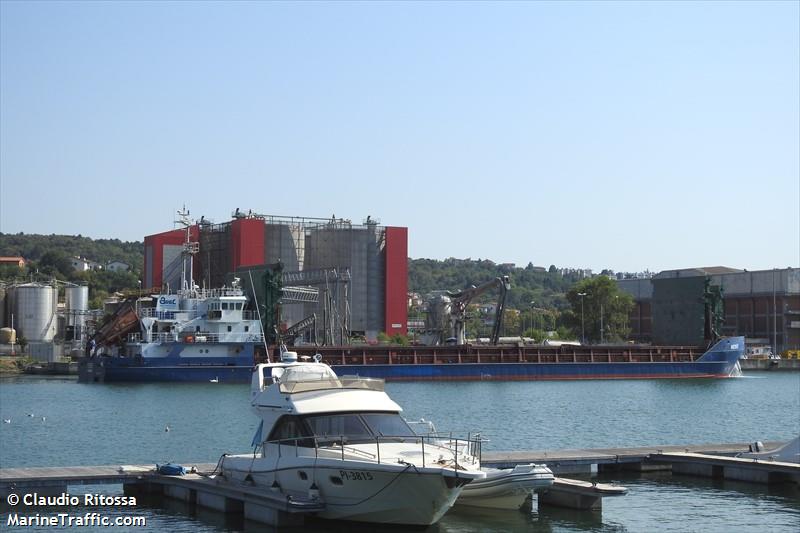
[530,301,536,335]
[600,303,604,344]
[578,292,587,344]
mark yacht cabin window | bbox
[266,413,416,447]
[268,416,314,447]
[305,414,372,442]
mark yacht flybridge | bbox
[220,352,486,526]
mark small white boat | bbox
[457,463,555,510]
[406,418,555,510]
[220,352,486,526]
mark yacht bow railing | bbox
[264,433,482,470]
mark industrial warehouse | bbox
[142,210,408,344]
[618,267,800,354]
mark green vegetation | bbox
[562,276,634,344]
[0,232,143,308]
[409,258,587,311]
[376,332,410,345]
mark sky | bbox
[1,1,798,273]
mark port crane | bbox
[424,276,511,345]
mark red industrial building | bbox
[143,213,407,340]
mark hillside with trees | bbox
[409,258,587,310]
[0,232,143,308]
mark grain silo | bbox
[143,210,409,342]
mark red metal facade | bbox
[230,218,265,270]
[384,226,408,336]
[143,226,198,290]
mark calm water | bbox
[1,373,799,531]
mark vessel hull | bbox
[82,337,743,383]
[78,343,255,383]
[221,455,472,525]
[330,360,740,381]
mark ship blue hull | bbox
[79,343,256,384]
[97,364,253,383]
[330,360,739,381]
[331,337,744,381]
[81,337,744,384]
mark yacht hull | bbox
[221,454,478,525]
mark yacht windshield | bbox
[302,413,416,444]
[305,414,372,442]
[362,413,415,438]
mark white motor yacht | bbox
[220,352,486,526]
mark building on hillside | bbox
[0,256,26,268]
[71,257,102,271]
[560,268,593,278]
[142,211,407,342]
[106,261,130,272]
[617,267,800,353]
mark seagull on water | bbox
[165,424,171,432]
[3,419,10,424]
[27,413,35,417]
[41,416,46,422]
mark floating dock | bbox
[482,441,800,484]
[2,442,797,527]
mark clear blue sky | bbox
[1,1,798,273]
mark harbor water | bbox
[1,373,799,531]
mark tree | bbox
[38,250,74,277]
[566,277,634,344]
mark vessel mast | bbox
[176,206,199,295]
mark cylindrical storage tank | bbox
[65,285,89,340]
[13,283,58,342]
[0,327,16,344]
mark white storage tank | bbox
[65,285,89,340]
[13,283,58,342]
[0,327,16,344]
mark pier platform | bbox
[2,441,797,526]
[483,441,799,484]
[739,359,800,371]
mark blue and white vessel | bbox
[79,209,266,383]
